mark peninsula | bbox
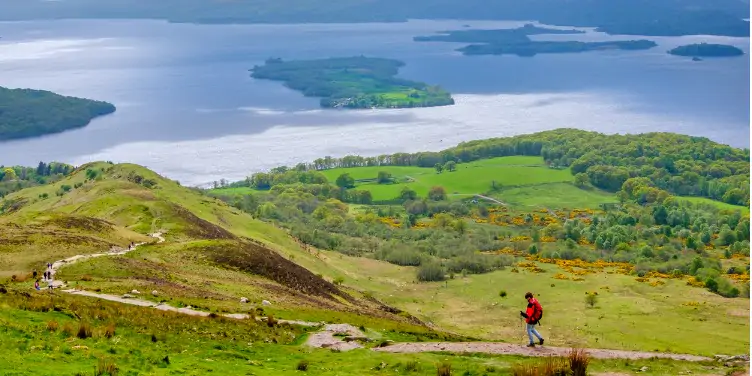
[415,25,657,57]
[250,57,454,109]
[668,43,745,57]
[0,86,116,141]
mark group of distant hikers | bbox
[32,262,54,291]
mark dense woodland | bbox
[0,162,74,198]
[3,0,748,37]
[668,43,745,57]
[0,87,116,141]
[251,57,454,109]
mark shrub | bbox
[436,361,452,376]
[499,290,507,298]
[585,293,598,308]
[417,262,445,282]
[81,275,93,282]
[77,322,93,339]
[296,360,309,371]
[568,348,590,376]
[333,277,344,286]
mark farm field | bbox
[489,182,617,209]
[320,156,574,201]
[679,196,750,214]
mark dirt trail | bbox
[373,342,710,361]
[43,231,718,362]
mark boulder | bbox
[131,289,140,294]
[151,290,159,297]
[240,297,249,303]
[122,294,135,299]
[262,300,271,306]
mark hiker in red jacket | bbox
[520,292,544,347]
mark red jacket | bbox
[525,298,542,324]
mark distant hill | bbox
[0,87,116,141]
[1,0,749,37]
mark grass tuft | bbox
[568,348,590,376]
[436,361,452,376]
[46,320,59,332]
[104,323,116,338]
[95,357,119,376]
[77,322,93,339]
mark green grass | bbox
[489,183,617,209]
[311,251,750,356]
[0,291,729,376]
[320,157,573,201]
[679,196,749,214]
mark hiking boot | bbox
[539,338,544,346]
[526,343,535,348]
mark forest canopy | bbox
[250,57,454,109]
[0,87,116,141]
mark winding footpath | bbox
[44,232,717,362]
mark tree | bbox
[400,186,418,201]
[335,173,355,189]
[428,186,447,201]
[377,171,392,184]
[705,277,719,293]
[434,163,443,174]
[2,168,17,181]
[444,161,457,172]
[574,173,590,188]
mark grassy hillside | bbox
[0,162,434,328]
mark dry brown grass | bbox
[77,322,93,339]
[62,322,75,337]
[436,361,452,376]
[104,323,116,338]
[46,320,59,332]
[568,348,590,376]
[512,357,569,376]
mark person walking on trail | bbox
[47,262,52,270]
[520,292,544,347]
[32,269,38,279]
[34,279,41,291]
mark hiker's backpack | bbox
[533,300,543,325]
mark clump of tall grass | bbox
[436,361,452,376]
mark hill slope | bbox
[0,162,427,326]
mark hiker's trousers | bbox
[526,323,542,344]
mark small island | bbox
[0,87,116,141]
[250,57,454,109]
[668,43,745,58]
[415,24,657,57]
